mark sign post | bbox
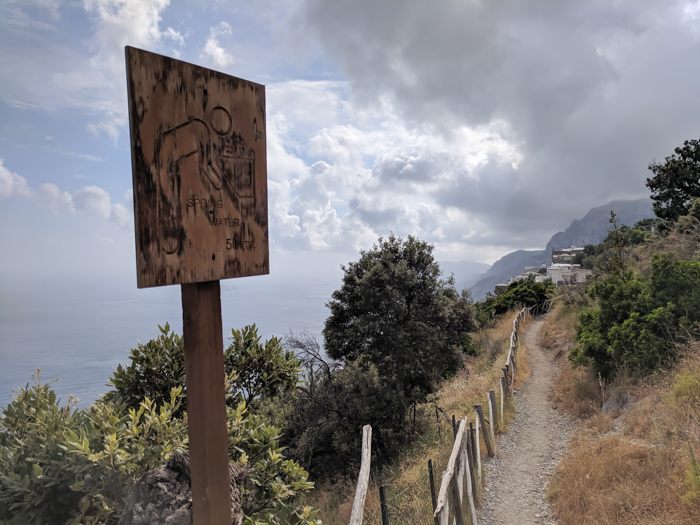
[125,46,269,523]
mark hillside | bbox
[469,198,654,299]
[439,259,492,292]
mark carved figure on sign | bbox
[154,108,255,255]
[127,46,269,288]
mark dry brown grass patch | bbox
[547,313,700,524]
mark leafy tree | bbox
[105,323,185,415]
[0,373,187,524]
[323,234,477,405]
[646,138,700,222]
[106,323,301,413]
[224,325,301,407]
[480,274,554,318]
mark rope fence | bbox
[349,300,554,524]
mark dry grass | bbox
[545,302,700,524]
[305,308,531,523]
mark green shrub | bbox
[105,323,186,416]
[0,371,186,524]
[480,274,554,320]
[570,253,700,377]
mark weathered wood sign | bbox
[126,46,269,288]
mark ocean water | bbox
[0,276,336,409]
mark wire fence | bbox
[353,301,554,525]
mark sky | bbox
[2,0,700,296]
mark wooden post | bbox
[449,472,466,525]
[510,355,516,388]
[182,281,231,525]
[440,471,449,525]
[499,378,505,427]
[474,405,494,457]
[349,425,373,525]
[469,422,478,485]
[452,414,457,439]
[429,459,439,525]
[488,391,497,456]
[434,420,466,520]
[463,431,477,525]
[474,417,482,482]
[465,426,476,497]
[379,485,389,525]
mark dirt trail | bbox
[478,316,575,525]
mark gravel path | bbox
[478,316,575,525]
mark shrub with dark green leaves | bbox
[480,274,554,320]
[105,323,185,416]
[570,253,700,377]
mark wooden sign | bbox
[126,46,269,288]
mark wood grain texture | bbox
[181,281,231,524]
[349,425,372,525]
[435,419,466,516]
[126,46,268,288]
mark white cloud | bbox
[73,185,133,227]
[0,158,32,199]
[201,22,233,68]
[0,160,133,228]
[37,182,75,215]
[43,0,184,140]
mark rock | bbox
[119,451,252,525]
[603,388,637,413]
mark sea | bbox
[0,274,337,410]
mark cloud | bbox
[0,159,133,227]
[293,0,700,254]
[37,182,75,215]
[201,22,233,68]
[73,185,133,227]
[0,158,32,199]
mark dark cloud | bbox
[298,0,700,246]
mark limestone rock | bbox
[119,451,251,525]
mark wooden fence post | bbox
[349,425,372,525]
[434,420,466,522]
[465,426,476,498]
[474,417,482,482]
[499,378,505,427]
[462,429,478,525]
[429,459,439,525]
[474,405,494,458]
[502,368,509,397]
[379,485,389,525]
[510,355,516,388]
[440,471,449,525]
[488,390,497,456]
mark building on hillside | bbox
[547,263,591,287]
[551,245,585,264]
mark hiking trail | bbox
[478,315,575,525]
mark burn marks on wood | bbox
[126,46,269,288]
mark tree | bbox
[106,324,301,413]
[224,324,301,407]
[646,138,700,222]
[323,234,477,406]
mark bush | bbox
[479,274,554,320]
[0,372,186,524]
[570,253,700,377]
[1,321,319,525]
